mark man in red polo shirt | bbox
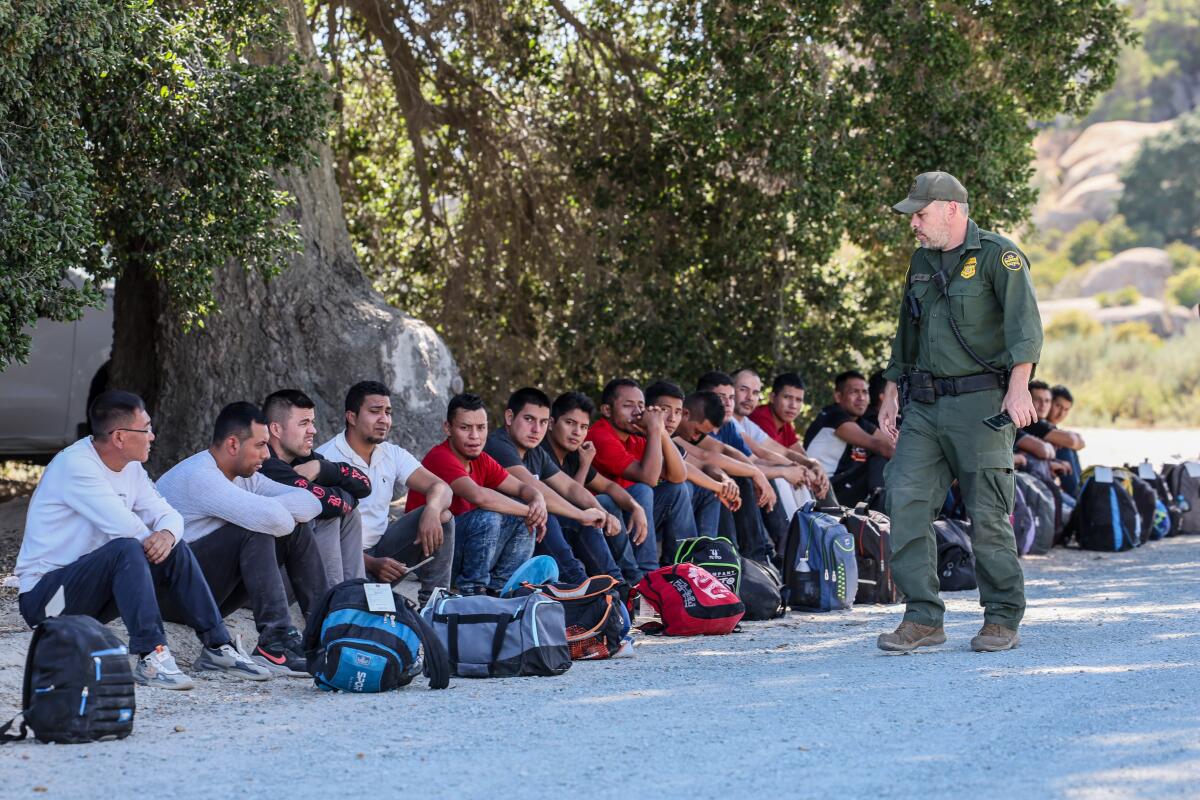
[749,372,836,509]
[586,378,696,573]
[406,393,547,595]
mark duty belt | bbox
[931,372,1005,397]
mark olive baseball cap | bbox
[892,171,968,214]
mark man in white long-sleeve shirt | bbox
[16,391,269,690]
[158,402,327,677]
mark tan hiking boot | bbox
[876,621,947,653]
[971,623,1020,652]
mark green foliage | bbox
[1060,215,1154,267]
[0,1,125,369]
[1112,320,1159,344]
[0,0,329,369]
[1087,0,1200,123]
[1165,241,1200,271]
[1096,286,1142,307]
[1040,324,1200,426]
[325,0,1133,406]
[1119,110,1200,246]
[1167,266,1200,307]
[1046,310,1102,339]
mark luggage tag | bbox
[1137,462,1156,481]
[1186,462,1200,479]
[363,583,397,613]
[1093,466,1114,484]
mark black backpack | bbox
[1066,472,1139,552]
[841,503,901,605]
[303,579,450,692]
[934,518,977,592]
[673,535,742,595]
[738,558,786,620]
[1162,463,1200,535]
[1126,474,1160,544]
[1,615,136,745]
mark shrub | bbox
[1112,321,1160,345]
[1166,241,1200,273]
[1045,310,1101,339]
[1064,220,1103,265]
[1039,325,1200,426]
[1167,266,1200,308]
[1095,287,1141,307]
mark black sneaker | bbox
[252,629,309,678]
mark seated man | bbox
[673,390,779,563]
[405,393,547,595]
[748,371,838,510]
[261,389,371,586]
[541,391,650,587]
[16,391,267,689]
[158,402,328,677]
[1038,382,1087,498]
[1048,384,1082,496]
[643,381,725,541]
[316,381,454,604]
[485,388,624,586]
[1015,381,1084,488]
[803,370,896,508]
[586,378,694,573]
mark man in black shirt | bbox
[541,391,648,586]
[484,388,623,585]
[803,371,896,508]
[261,390,372,586]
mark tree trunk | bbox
[110,0,458,475]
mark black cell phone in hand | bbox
[982,411,1014,431]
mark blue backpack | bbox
[781,503,857,611]
[303,579,450,693]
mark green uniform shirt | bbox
[883,219,1043,381]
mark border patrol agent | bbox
[876,171,1042,653]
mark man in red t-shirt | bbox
[406,393,547,595]
[749,372,836,507]
[585,378,696,574]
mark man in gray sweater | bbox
[158,402,327,677]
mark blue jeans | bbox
[535,515,589,584]
[596,494,644,585]
[453,509,534,594]
[1057,447,1082,498]
[555,512,624,584]
[692,485,721,538]
[625,481,699,573]
[20,538,230,655]
[729,476,776,563]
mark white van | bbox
[0,275,113,459]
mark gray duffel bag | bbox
[421,589,571,678]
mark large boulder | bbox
[1033,119,1176,232]
[1077,248,1173,299]
[1040,296,1199,338]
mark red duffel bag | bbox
[635,563,745,636]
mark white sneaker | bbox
[133,645,195,690]
[193,635,271,681]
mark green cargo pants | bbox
[883,388,1024,630]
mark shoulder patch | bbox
[1001,251,1024,271]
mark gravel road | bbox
[3,533,1200,799]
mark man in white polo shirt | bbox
[316,381,454,604]
[16,391,268,689]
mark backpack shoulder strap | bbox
[404,600,450,690]
[302,578,365,658]
[0,622,48,744]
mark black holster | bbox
[907,371,936,404]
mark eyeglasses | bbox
[108,426,153,436]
